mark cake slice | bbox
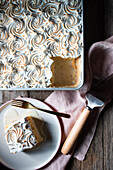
[4,109,45,153]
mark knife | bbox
[61,73,113,155]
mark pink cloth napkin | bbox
[42,36,113,170]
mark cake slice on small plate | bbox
[4,108,45,153]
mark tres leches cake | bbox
[0,0,83,89]
[4,108,45,153]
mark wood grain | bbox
[102,100,113,170]
[28,91,53,101]
[0,0,113,169]
[84,0,104,51]
[66,0,113,169]
[104,0,113,38]
[61,108,90,155]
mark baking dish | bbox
[0,0,84,90]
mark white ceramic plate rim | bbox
[0,97,62,170]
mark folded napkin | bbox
[42,36,113,170]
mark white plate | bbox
[0,98,61,170]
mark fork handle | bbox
[32,106,70,118]
[61,107,90,154]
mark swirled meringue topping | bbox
[0,0,83,88]
[4,116,44,153]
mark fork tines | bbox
[11,100,23,107]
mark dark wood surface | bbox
[0,0,113,169]
[66,0,113,169]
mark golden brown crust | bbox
[50,56,81,88]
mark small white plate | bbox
[0,98,61,170]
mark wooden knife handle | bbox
[61,108,90,155]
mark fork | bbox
[11,99,70,118]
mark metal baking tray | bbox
[0,0,84,90]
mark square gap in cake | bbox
[50,57,80,88]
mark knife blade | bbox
[61,73,113,155]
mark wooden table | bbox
[66,0,113,169]
[0,0,113,169]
